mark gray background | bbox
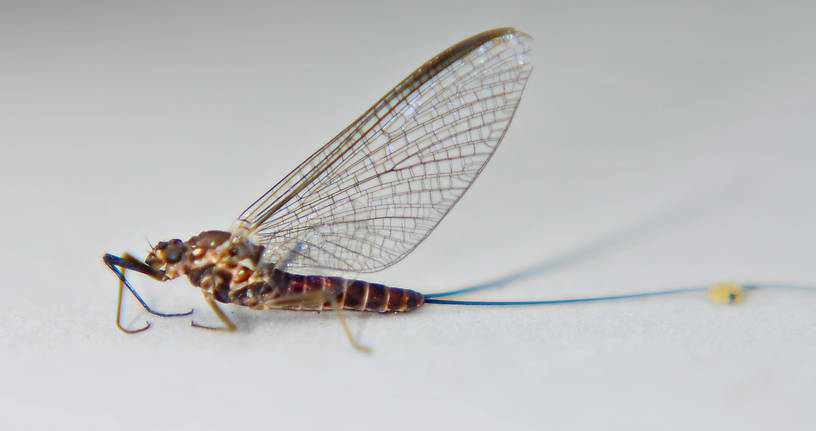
[2,1,814,429]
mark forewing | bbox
[235,28,533,273]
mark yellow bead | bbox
[707,282,745,304]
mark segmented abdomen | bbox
[229,268,424,313]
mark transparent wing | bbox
[234,28,533,273]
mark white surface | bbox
[1,1,814,430]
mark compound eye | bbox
[164,240,184,263]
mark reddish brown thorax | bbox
[144,231,261,278]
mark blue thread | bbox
[748,284,816,291]
[424,287,708,305]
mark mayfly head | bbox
[145,238,188,279]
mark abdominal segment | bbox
[227,269,424,313]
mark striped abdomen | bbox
[229,268,424,313]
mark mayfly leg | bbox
[115,267,150,334]
[331,298,373,354]
[103,253,194,333]
[190,294,238,332]
[262,289,373,354]
[189,282,333,332]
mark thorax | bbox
[178,230,268,295]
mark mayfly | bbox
[103,28,808,352]
[104,28,534,352]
